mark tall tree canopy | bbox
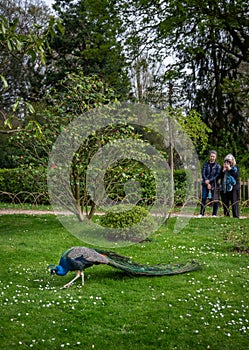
[119,0,249,156]
[46,0,131,98]
[0,0,61,166]
[1,0,248,168]
[0,0,53,120]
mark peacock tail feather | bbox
[95,249,201,276]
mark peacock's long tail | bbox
[95,249,200,276]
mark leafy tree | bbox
[0,0,63,135]
[11,72,173,219]
[0,1,50,125]
[11,72,118,166]
[0,0,63,167]
[45,0,131,98]
[118,0,249,159]
[10,72,130,218]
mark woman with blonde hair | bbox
[219,154,240,218]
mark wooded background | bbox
[0,0,248,210]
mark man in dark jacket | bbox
[198,150,221,217]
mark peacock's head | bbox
[48,264,56,275]
[48,265,67,276]
[50,268,56,275]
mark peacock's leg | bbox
[81,271,84,286]
[62,270,81,288]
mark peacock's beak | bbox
[48,264,56,275]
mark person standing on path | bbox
[219,154,240,218]
[199,150,221,217]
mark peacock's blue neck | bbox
[55,258,69,276]
[55,265,68,276]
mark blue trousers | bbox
[200,184,219,216]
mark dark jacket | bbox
[220,165,240,193]
[202,161,221,186]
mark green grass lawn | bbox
[0,214,248,349]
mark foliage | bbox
[8,72,123,218]
[172,108,212,154]
[2,0,248,223]
[99,204,157,242]
[103,159,156,206]
[11,74,188,221]
[0,164,193,209]
[173,169,187,206]
[0,133,18,168]
[46,71,118,117]
[0,167,48,204]
[103,166,195,208]
[0,1,63,133]
[119,0,249,156]
[10,72,118,166]
[47,0,131,98]
[48,121,155,220]
[1,0,248,167]
[0,214,248,349]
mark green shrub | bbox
[104,159,156,206]
[0,167,49,204]
[100,204,157,242]
[105,165,190,207]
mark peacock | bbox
[49,246,201,288]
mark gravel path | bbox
[0,208,248,218]
[0,209,54,215]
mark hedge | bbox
[0,167,49,204]
[0,167,190,206]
